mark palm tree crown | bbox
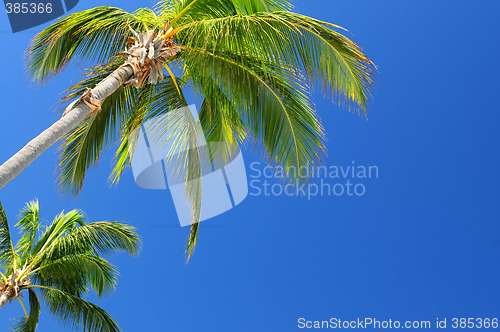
[0,200,141,332]
[8,0,375,257]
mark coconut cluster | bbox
[119,25,181,88]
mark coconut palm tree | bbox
[0,200,140,331]
[0,0,376,257]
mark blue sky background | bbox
[1,0,500,331]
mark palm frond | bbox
[0,201,18,269]
[186,222,198,260]
[26,6,144,83]
[184,48,325,181]
[33,254,117,298]
[109,131,138,186]
[33,257,89,297]
[58,59,140,195]
[38,221,141,260]
[235,0,293,13]
[32,210,86,258]
[159,0,238,25]
[177,11,375,113]
[157,0,292,20]
[11,289,40,332]
[159,105,203,260]
[109,73,203,258]
[16,200,40,263]
[198,78,248,164]
[110,74,184,184]
[35,285,121,332]
[132,82,203,259]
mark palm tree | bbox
[0,200,141,331]
[0,0,376,257]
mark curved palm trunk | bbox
[0,65,133,190]
[0,288,14,309]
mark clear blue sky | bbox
[1,1,500,331]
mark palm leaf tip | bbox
[185,222,199,262]
[76,221,142,257]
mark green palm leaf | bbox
[184,48,325,179]
[0,201,18,269]
[33,254,117,298]
[27,6,145,83]
[34,285,120,332]
[11,289,40,332]
[108,75,203,259]
[38,221,141,260]
[31,210,86,258]
[198,77,248,164]
[126,78,202,259]
[58,59,140,195]
[16,200,40,264]
[177,10,375,113]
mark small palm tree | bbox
[0,0,376,256]
[0,200,141,331]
